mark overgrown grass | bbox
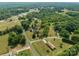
[0,19,20,31]
[32,41,53,56]
[0,34,9,55]
[25,31,33,41]
[16,49,32,56]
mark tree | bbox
[32,33,36,39]
[54,23,62,32]
[71,34,79,43]
[14,25,23,34]
[8,32,18,48]
[18,34,26,46]
[21,21,30,31]
[8,32,26,48]
[65,22,77,32]
[59,29,70,39]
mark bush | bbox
[62,38,75,45]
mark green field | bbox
[26,31,33,41]
[0,19,20,31]
[0,34,9,55]
[16,49,32,56]
[32,40,53,56]
[32,38,72,56]
[47,38,72,55]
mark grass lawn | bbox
[32,40,53,56]
[0,34,9,55]
[0,19,20,31]
[25,31,33,41]
[16,49,32,56]
[48,24,56,37]
[47,38,72,55]
[32,38,72,56]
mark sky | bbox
[0,0,79,2]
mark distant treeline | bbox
[0,8,29,20]
[0,2,79,20]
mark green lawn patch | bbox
[16,49,32,56]
[47,38,72,55]
[32,40,53,56]
[0,34,9,55]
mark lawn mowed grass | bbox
[0,34,9,55]
[32,40,53,56]
[47,38,72,55]
[16,49,32,56]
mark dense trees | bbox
[0,8,28,20]
[59,29,70,39]
[65,22,77,33]
[54,23,62,32]
[13,25,23,34]
[66,12,79,17]
[8,32,18,48]
[21,20,31,31]
[8,32,26,48]
[71,34,79,43]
